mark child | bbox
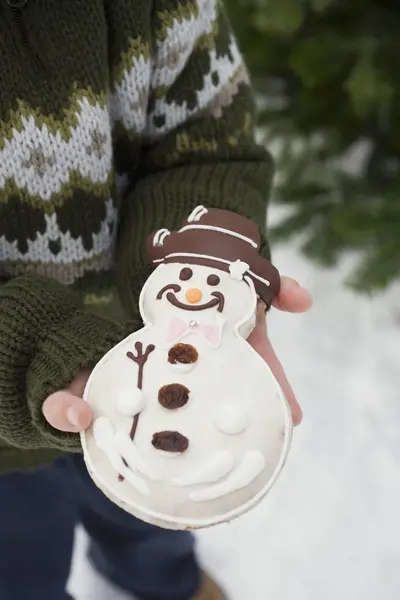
[0,1,311,599]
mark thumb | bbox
[273,277,313,313]
[42,390,93,433]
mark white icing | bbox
[168,361,196,374]
[247,269,270,287]
[187,205,208,222]
[159,230,171,246]
[122,466,150,495]
[116,388,145,417]
[238,307,256,339]
[162,252,233,267]
[215,405,247,435]
[229,260,250,280]
[153,228,170,246]
[153,449,183,459]
[189,451,265,502]
[93,417,124,471]
[92,417,149,495]
[178,224,258,248]
[114,431,161,481]
[153,253,273,289]
[172,450,235,487]
[159,254,269,287]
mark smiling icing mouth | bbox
[156,284,225,313]
[166,292,224,312]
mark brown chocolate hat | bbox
[147,205,280,306]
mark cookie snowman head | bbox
[140,206,281,334]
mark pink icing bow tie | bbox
[167,318,223,347]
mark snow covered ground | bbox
[69,234,400,600]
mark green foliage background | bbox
[226,0,400,292]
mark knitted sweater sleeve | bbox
[0,275,136,451]
[111,0,274,317]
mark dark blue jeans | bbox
[0,455,200,600]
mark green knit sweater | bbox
[0,0,273,473]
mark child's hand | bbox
[42,369,93,433]
[247,277,312,426]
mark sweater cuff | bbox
[0,275,137,452]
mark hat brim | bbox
[150,228,280,307]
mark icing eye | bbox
[207,274,220,286]
[179,268,193,281]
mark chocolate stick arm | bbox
[126,343,155,439]
[118,342,155,482]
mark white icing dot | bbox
[116,389,145,417]
[215,405,247,435]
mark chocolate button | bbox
[158,384,190,409]
[152,431,189,453]
[168,343,198,365]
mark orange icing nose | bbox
[185,288,203,304]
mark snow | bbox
[69,235,400,600]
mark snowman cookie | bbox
[81,206,293,530]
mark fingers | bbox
[255,300,268,330]
[273,277,313,313]
[267,275,309,423]
[42,390,93,433]
[271,358,303,427]
[248,319,303,426]
[265,339,303,426]
[42,369,92,433]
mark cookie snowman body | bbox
[81,206,293,529]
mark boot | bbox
[191,572,226,600]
